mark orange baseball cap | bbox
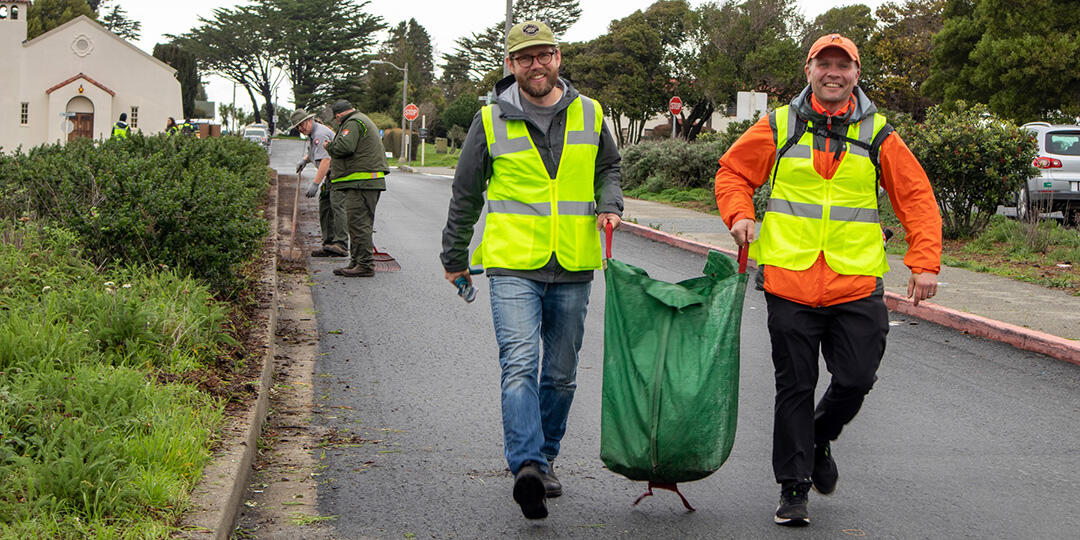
[806,33,860,66]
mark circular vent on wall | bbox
[72,34,94,57]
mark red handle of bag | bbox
[604,222,613,259]
[737,244,748,274]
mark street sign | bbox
[418,128,428,138]
[668,96,683,116]
[404,103,420,122]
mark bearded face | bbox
[508,46,561,100]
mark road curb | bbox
[179,169,281,538]
[618,221,1080,366]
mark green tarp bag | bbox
[600,230,747,510]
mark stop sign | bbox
[404,103,420,121]
[668,96,682,115]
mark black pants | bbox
[765,292,889,485]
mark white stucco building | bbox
[0,2,182,152]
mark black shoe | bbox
[812,442,838,495]
[311,249,334,257]
[513,462,548,520]
[774,482,810,526]
[541,463,562,498]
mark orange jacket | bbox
[714,94,942,307]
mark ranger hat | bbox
[806,33,860,66]
[331,99,354,115]
[287,109,316,131]
[506,20,556,54]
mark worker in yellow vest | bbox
[111,112,129,139]
[714,34,942,527]
[440,20,622,521]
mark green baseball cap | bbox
[506,20,556,54]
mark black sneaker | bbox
[513,462,548,520]
[774,482,810,526]
[811,442,838,495]
[541,463,562,498]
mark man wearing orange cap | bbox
[714,34,941,526]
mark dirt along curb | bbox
[618,221,1080,366]
[179,169,281,539]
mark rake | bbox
[372,244,401,272]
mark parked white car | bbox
[1018,122,1080,225]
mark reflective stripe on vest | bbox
[113,122,129,138]
[331,171,386,183]
[473,96,603,271]
[751,105,890,277]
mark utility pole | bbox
[503,0,512,76]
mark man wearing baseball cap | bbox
[714,34,941,526]
[440,20,622,520]
[324,99,390,277]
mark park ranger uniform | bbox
[326,109,389,275]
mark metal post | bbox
[671,113,676,139]
[401,63,408,162]
[504,0,512,76]
[421,114,426,166]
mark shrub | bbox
[0,134,269,295]
[904,102,1038,239]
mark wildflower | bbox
[41,286,52,293]
[122,284,132,289]
[104,281,115,287]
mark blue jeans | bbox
[489,276,591,475]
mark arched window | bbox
[0,6,9,20]
[12,6,18,20]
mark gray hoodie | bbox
[439,75,623,282]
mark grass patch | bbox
[402,142,461,168]
[0,224,230,538]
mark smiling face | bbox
[298,118,314,135]
[507,45,561,105]
[805,47,860,112]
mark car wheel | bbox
[1016,185,1031,221]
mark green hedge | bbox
[0,134,269,296]
[0,225,226,538]
[620,120,765,215]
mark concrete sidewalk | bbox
[403,165,1080,363]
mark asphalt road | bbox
[270,141,1080,539]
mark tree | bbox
[172,3,286,132]
[561,10,667,146]
[440,91,482,133]
[925,0,1080,122]
[802,4,876,48]
[440,0,581,83]
[859,0,944,119]
[364,18,437,117]
[98,0,140,41]
[273,0,385,111]
[904,102,1037,238]
[26,0,95,40]
[153,43,200,118]
[688,0,805,122]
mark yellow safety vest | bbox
[112,122,129,139]
[471,95,603,271]
[750,105,890,277]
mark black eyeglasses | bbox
[512,50,556,68]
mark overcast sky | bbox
[123,0,884,115]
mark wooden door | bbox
[69,113,94,141]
